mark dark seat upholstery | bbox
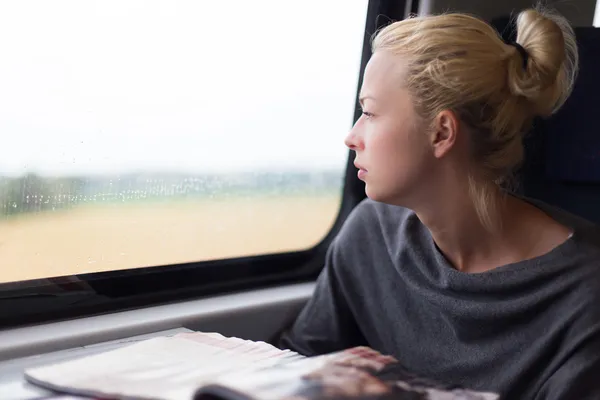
[492,17,600,223]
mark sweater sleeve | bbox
[536,337,600,399]
[278,208,369,356]
[535,284,600,400]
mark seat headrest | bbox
[491,18,600,184]
[544,27,600,183]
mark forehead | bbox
[361,51,407,99]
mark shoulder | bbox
[322,199,425,293]
[333,199,417,245]
[555,209,600,271]
[559,248,600,327]
[327,199,427,272]
[525,196,600,246]
[538,202,600,297]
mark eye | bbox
[361,110,374,119]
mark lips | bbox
[354,162,367,172]
[354,162,367,180]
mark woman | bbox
[280,6,600,400]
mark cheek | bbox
[364,123,431,200]
[370,123,427,171]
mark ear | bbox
[430,110,459,159]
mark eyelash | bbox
[361,110,374,119]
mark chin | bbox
[364,185,390,203]
[365,184,409,207]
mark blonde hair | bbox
[372,7,578,230]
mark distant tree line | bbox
[0,171,343,218]
[0,174,86,216]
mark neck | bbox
[412,183,515,273]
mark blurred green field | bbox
[0,194,341,283]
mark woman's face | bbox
[344,51,435,206]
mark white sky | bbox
[0,1,368,176]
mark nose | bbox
[344,122,363,151]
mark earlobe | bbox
[431,110,458,159]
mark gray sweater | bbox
[280,198,600,400]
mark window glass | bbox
[0,0,368,283]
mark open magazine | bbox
[24,332,500,400]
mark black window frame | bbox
[0,0,407,330]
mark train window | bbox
[0,1,368,283]
[595,0,600,26]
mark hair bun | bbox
[506,8,578,117]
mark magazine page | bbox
[24,332,304,400]
[195,347,500,400]
[24,332,500,400]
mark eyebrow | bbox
[359,95,375,106]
